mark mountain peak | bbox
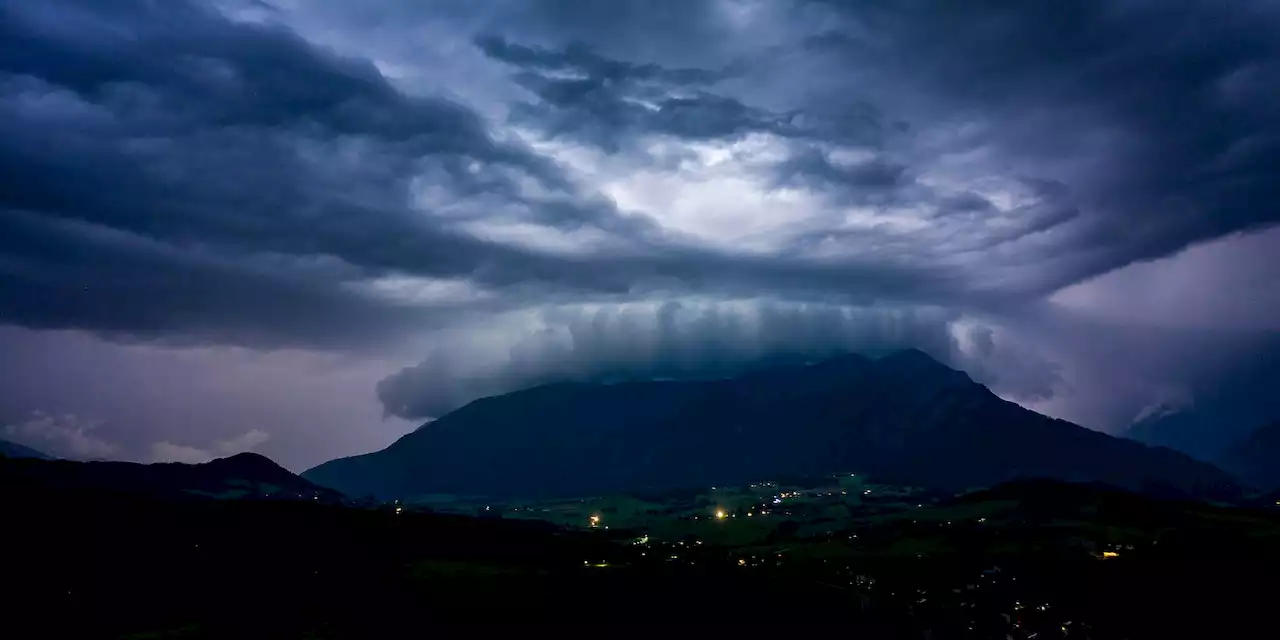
[877,347,945,367]
[873,348,971,383]
[212,451,277,466]
[204,451,296,479]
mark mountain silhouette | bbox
[1127,352,1280,463]
[2,451,344,502]
[0,438,51,460]
[1223,421,1280,490]
[305,350,1239,500]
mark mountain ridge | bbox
[305,351,1239,501]
[1127,353,1280,463]
[0,438,52,460]
[2,451,344,502]
[1223,420,1280,490]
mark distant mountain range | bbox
[1128,407,1271,466]
[1125,365,1279,491]
[1128,351,1280,465]
[1223,421,1280,490]
[0,438,51,460]
[2,452,344,502]
[304,350,1240,501]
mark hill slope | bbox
[3,452,344,502]
[0,438,51,460]
[306,350,1239,500]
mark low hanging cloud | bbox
[3,409,271,465]
[150,429,271,464]
[377,299,972,420]
[2,411,119,460]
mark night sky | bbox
[2,0,1278,470]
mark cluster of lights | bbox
[589,514,601,528]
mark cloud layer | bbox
[377,300,962,419]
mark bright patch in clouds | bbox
[355,276,494,307]
[532,131,827,252]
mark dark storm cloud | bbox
[477,35,804,152]
[367,0,1280,423]
[477,33,891,157]
[0,209,428,348]
[470,27,1088,281]
[4,0,1280,444]
[0,0,1002,350]
[0,0,658,346]
[475,36,721,87]
[773,148,909,206]
[801,0,1280,286]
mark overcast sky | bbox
[2,0,1278,471]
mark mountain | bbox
[1,452,345,502]
[305,350,1240,501]
[0,438,51,460]
[1223,421,1280,490]
[1128,405,1274,465]
[1128,349,1280,463]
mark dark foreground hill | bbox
[305,350,1239,500]
[7,471,1280,638]
[1,451,344,502]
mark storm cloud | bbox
[2,0,1279,467]
[376,300,964,420]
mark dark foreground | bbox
[6,474,1280,638]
